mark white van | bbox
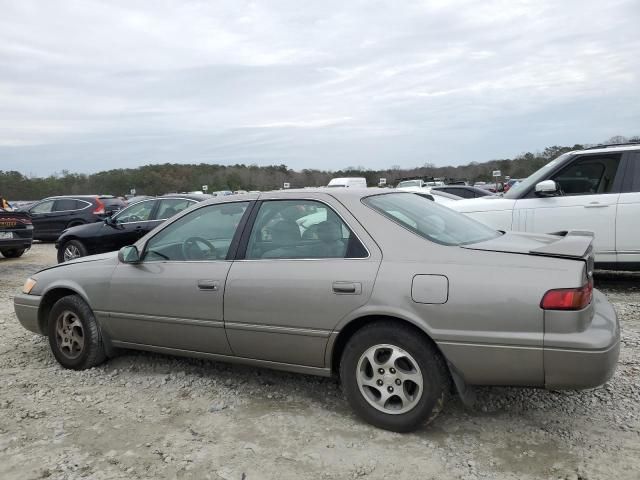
[327,177,367,188]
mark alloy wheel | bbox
[55,310,85,359]
[356,344,424,415]
[63,244,82,262]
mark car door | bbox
[224,194,382,368]
[50,198,85,234]
[27,199,56,237]
[616,151,640,266]
[106,199,159,250]
[512,153,624,263]
[104,200,252,354]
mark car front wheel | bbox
[340,321,449,432]
[58,239,88,263]
[48,295,106,370]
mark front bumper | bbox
[14,293,43,335]
[544,289,620,389]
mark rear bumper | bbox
[14,293,43,335]
[544,289,620,389]
[0,229,33,250]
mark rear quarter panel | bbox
[335,196,585,386]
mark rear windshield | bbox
[363,193,501,246]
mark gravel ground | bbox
[1,243,639,480]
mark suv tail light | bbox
[540,278,593,311]
[93,197,105,215]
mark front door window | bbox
[145,202,249,261]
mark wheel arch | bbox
[328,314,452,382]
[37,286,91,334]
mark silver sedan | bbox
[14,189,619,432]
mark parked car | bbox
[55,194,207,263]
[21,195,126,241]
[503,178,523,192]
[0,208,33,258]
[413,189,461,206]
[431,185,494,199]
[450,144,640,270]
[124,195,153,206]
[327,177,367,188]
[14,190,618,432]
[397,179,445,189]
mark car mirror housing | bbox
[118,245,140,264]
[535,180,559,196]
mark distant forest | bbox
[1,135,638,200]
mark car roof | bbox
[42,195,117,200]
[160,193,213,201]
[574,143,640,155]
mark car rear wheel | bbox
[58,239,88,263]
[340,321,449,432]
[48,295,106,370]
[1,248,26,258]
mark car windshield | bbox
[503,153,572,198]
[363,193,501,246]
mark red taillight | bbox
[93,197,105,215]
[540,279,593,310]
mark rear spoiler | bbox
[530,230,594,260]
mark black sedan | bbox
[55,195,208,263]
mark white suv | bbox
[450,144,640,270]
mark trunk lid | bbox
[0,211,32,230]
[463,230,594,272]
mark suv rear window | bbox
[363,193,501,246]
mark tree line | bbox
[1,136,637,200]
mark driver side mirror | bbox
[118,245,140,264]
[535,180,560,197]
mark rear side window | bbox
[624,152,640,192]
[245,200,368,259]
[363,193,500,246]
[53,199,81,211]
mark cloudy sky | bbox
[1,0,639,175]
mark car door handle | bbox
[197,279,220,291]
[332,282,362,295]
[584,202,608,208]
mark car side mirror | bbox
[535,180,559,197]
[118,245,140,264]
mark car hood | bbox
[463,230,594,262]
[35,251,119,275]
[448,196,516,213]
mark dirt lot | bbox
[1,243,639,480]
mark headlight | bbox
[22,278,37,294]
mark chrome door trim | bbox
[224,321,332,338]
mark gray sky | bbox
[1,0,639,176]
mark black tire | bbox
[57,239,88,263]
[48,295,106,370]
[1,248,26,258]
[340,321,449,432]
